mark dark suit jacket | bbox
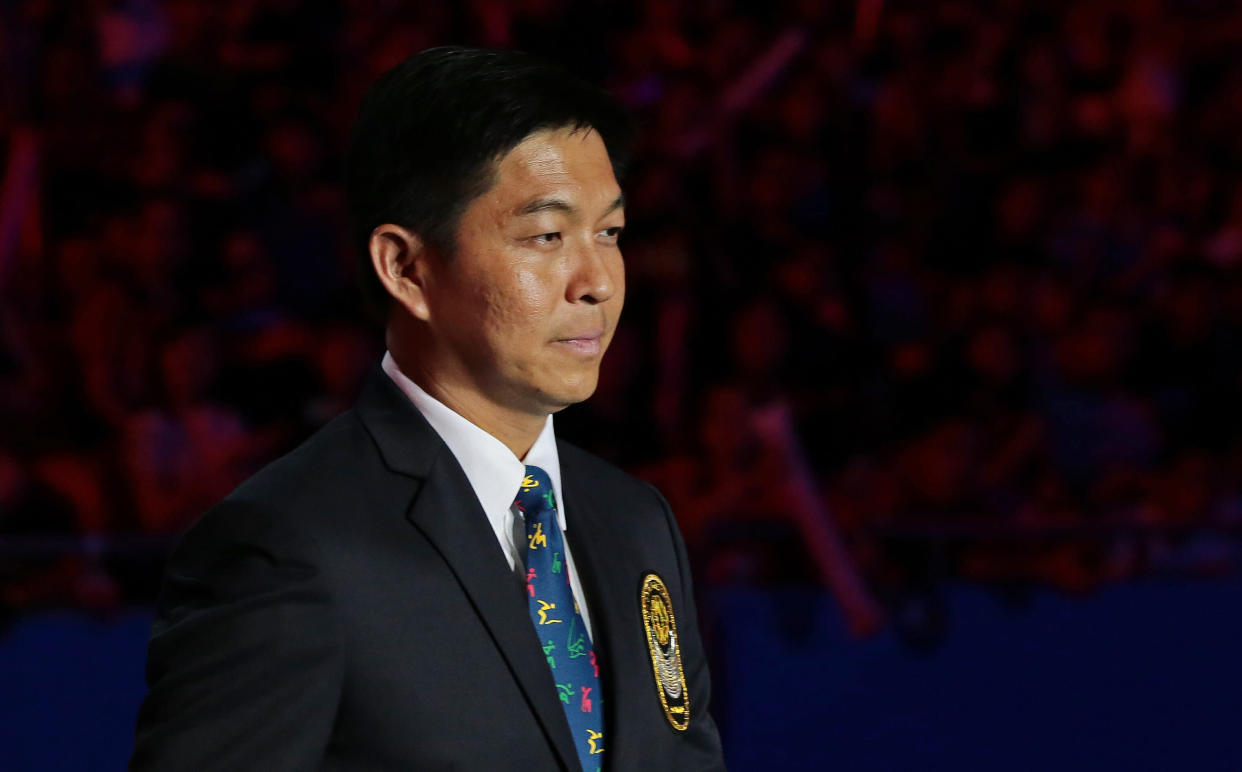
[131,367,726,771]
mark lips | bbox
[554,330,604,356]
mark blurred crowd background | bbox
[2,0,1242,650]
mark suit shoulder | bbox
[558,439,639,486]
[230,409,376,506]
[557,439,666,509]
[177,409,379,551]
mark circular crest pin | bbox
[639,572,689,731]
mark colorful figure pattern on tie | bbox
[515,466,604,772]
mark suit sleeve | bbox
[649,484,729,771]
[130,499,344,771]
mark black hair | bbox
[345,46,634,320]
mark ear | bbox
[369,224,433,321]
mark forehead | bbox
[486,127,620,210]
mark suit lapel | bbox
[406,461,580,770]
[561,448,647,768]
[356,367,579,770]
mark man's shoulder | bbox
[557,438,667,512]
[176,408,391,553]
[232,409,380,508]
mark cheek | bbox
[513,269,555,325]
[472,269,551,358]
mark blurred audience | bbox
[2,0,1241,635]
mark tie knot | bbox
[515,465,556,517]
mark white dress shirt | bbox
[381,351,594,640]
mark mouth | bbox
[553,330,604,356]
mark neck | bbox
[388,333,546,459]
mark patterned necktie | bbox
[515,465,604,772]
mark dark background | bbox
[2,1,1241,769]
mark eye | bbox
[532,232,561,245]
[600,226,625,242]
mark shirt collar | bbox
[381,351,566,531]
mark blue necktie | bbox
[515,465,604,772]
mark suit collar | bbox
[355,363,581,770]
[355,363,443,479]
[380,351,570,533]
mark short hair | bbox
[345,46,635,320]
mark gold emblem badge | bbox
[639,573,689,731]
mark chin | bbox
[540,373,600,411]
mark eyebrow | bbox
[516,193,626,218]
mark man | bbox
[130,46,726,771]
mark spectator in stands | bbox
[1,0,1240,620]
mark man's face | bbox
[421,126,626,418]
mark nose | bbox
[567,240,621,305]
